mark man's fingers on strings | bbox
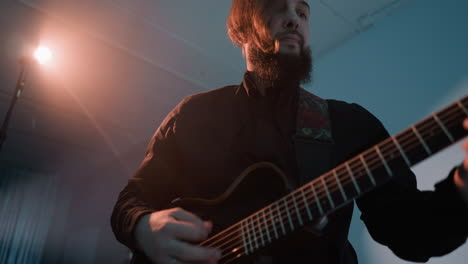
[462,140,468,153]
[164,221,210,242]
[461,118,468,163]
[170,208,205,225]
[203,220,213,233]
[169,208,213,235]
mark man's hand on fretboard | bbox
[454,118,468,204]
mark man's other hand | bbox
[454,118,468,204]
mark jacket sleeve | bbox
[110,99,186,252]
[353,104,468,262]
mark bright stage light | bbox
[34,46,52,65]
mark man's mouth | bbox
[278,33,302,46]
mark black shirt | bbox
[111,72,468,263]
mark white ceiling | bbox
[20,0,410,89]
[0,0,411,169]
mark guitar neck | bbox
[203,95,468,264]
[281,95,468,232]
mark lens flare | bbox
[34,46,52,65]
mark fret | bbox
[336,166,358,198]
[424,116,450,151]
[276,202,286,235]
[391,136,411,167]
[247,219,255,253]
[248,217,259,249]
[432,114,455,143]
[375,146,393,177]
[310,183,324,215]
[261,210,271,244]
[394,131,424,165]
[345,163,361,194]
[411,125,432,155]
[300,188,313,221]
[291,193,304,226]
[314,180,333,212]
[268,206,279,239]
[320,177,335,209]
[323,173,346,205]
[333,170,348,201]
[243,220,254,253]
[254,213,265,247]
[283,198,295,231]
[457,100,468,116]
[240,221,249,255]
[359,154,376,186]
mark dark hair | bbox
[227,0,275,53]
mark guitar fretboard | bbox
[202,95,468,264]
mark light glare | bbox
[34,46,52,65]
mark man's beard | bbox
[249,44,313,88]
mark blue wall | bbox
[308,0,468,263]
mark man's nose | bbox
[283,12,299,30]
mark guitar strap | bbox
[294,89,335,186]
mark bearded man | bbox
[111,1,468,263]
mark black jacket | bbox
[111,74,468,263]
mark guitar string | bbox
[199,101,467,260]
[199,101,466,259]
[202,104,466,261]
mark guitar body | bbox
[173,162,292,235]
[132,162,304,264]
[174,162,298,264]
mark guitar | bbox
[132,95,468,264]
